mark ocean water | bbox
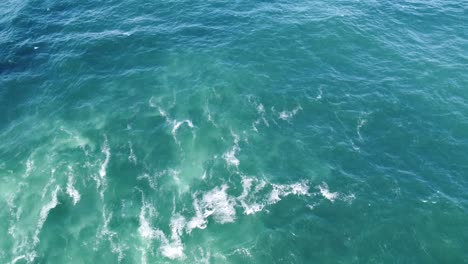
[1,0,468,263]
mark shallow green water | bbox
[1,0,468,263]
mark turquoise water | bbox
[1,0,468,263]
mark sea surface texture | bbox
[1,0,468,263]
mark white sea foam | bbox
[24,158,34,178]
[239,177,254,200]
[187,185,236,233]
[138,177,315,260]
[350,140,360,151]
[223,132,241,167]
[128,141,137,164]
[99,207,126,262]
[257,103,265,113]
[204,104,218,127]
[157,106,167,117]
[278,106,302,121]
[138,202,186,260]
[237,177,265,214]
[41,169,56,200]
[268,182,310,204]
[59,126,93,149]
[157,106,195,143]
[95,137,111,199]
[148,96,157,108]
[137,173,157,190]
[357,118,367,141]
[318,183,339,202]
[342,193,356,203]
[66,166,81,205]
[171,120,194,139]
[201,184,236,224]
[255,103,266,128]
[160,215,186,259]
[170,215,186,241]
[194,247,212,264]
[252,103,270,132]
[186,196,207,233]
[237,177,309,215]
[34,186,60,245]
[168,169,181,184]
[232,247,252,257]
[138,203,160,240]
[6,186,23,241]
[288,182,310,195]
[223,146,240,167]
[111,241,126,263]
[254,180,267,193]
[99,137,111,179]
[11,255,26,264]
[207,112,217,127]
[139,248,148,264]
[316,88,323,100]
[10,252,36,264]
[244,203,265,215]
[252,120,260,132]
[160,242,185,260]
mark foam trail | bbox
[66,166,81,205]
[157,106,194,143]
[316,88,323,100]
[252,103,270,132]
[128,141,137,164]
[252,120,260,132]
[186,195,207,233]
[187,184,237,233]
[257,103,265,114]
[205,104,218,127]
[171,120,194,140]
[223,146,240,167]
[239,177,254,200]
[278,105,302,121]
[357,118,367,141]
[157,106,168,117]
[24,158,34,178]
[138,203,161,240]
[204,184,237,223]
[160,215,186,259]
[238,177,265,215]
[136,179,313,260]
[137,173,157,190]
[241,202,264,215]
[34,186,60,245]
[99,136,110,179]
[100,207,126,262]
[148,96,157,108]
[194,247,212,264]
[11,255,26,264]
[318,183,339,202]
[41,169,56,200]
[238,177,309,215]
[10,252,36,264]
[140,247,148,264]
[138,201,185,260]
[223,132,241,167]
[269,182,309,204]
